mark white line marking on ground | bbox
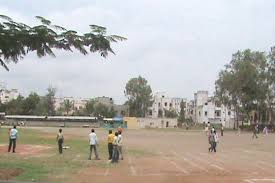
[169,160,189,174]
[243,150,254,154]
[128,156,137,176]
[200,159,231,174]
[244,179,275,182]
[255,164,269,171]
[171,151,208,172]
[159,151,189,174]
[104,168,109,176]
[244,180,255,183]
[258,161,275,168]
[210,164,225,171]
[141,173,186,177]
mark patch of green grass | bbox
[0,128,110,182]
[0,128,55,145]
[0,160,48,181]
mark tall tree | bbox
[33,97,48,115]
[62,99,74,115]
[125,76,153,117]
[178,100,186,123]
[94,103,109,117]
[85,100,95,115]
[45,86,56,116]
[0,15,126,71]
[108,106,116,118]
[4,95,25,114]
[215,49,269,126]
[266,46,275,123]
[22,92,40,115]
[164,109,178,118]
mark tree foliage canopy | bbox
[215,48,275,124]
[125,76,153,117]
[61,99,74,115]
[178,100,186,123]
[0,15,126,71]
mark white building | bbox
[0,89,20,103]
[54,97,89,113]
[187,91,235,128]
[53,96,129,116]
[148,92,186,118]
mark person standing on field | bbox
[111,132,119,163]
[208,130,214,152]
[252,125,258,139]
[213,130,219,153]
[221,125,224,137]
[56,129,64,154]
[263,126,268,135]
[107,130,115,160]
[8,125,18,153]
[117,131,123,160]
[88,129,100,160]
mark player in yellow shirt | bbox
[107,130,115,160]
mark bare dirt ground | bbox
[0,144,52,156]
[0,168,23,180]
[34,127,275,183]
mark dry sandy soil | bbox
[35,127,275,183]
[0,144,52,156]
[0,168,23,180]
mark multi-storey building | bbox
[0,89,20,104]
[186,91,235,127]
[148,92,186,118]
[54,97,89,114]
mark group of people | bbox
[87,128,124,163]
[107,129,123,163]
[56,128,123,163]
[252,123,269,139]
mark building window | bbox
[215,111,221,117]
[158,103,160,107]
[191,110,193,115]
[228,111,231,115]
[165,102,167,107]
[199,111,201,116]
[205,103,208,105]
[205,111,207,116]
[169,103,172,107]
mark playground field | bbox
[0,127,275,183]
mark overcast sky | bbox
[1,0,275,104]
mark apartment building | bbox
[186,91,235,127]
[0,89,20,104]
[148,92,186,118]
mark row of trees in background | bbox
[0,86,116,118]
[215,47,275,126]
[72,100,116,118]
[0,87,55,116]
